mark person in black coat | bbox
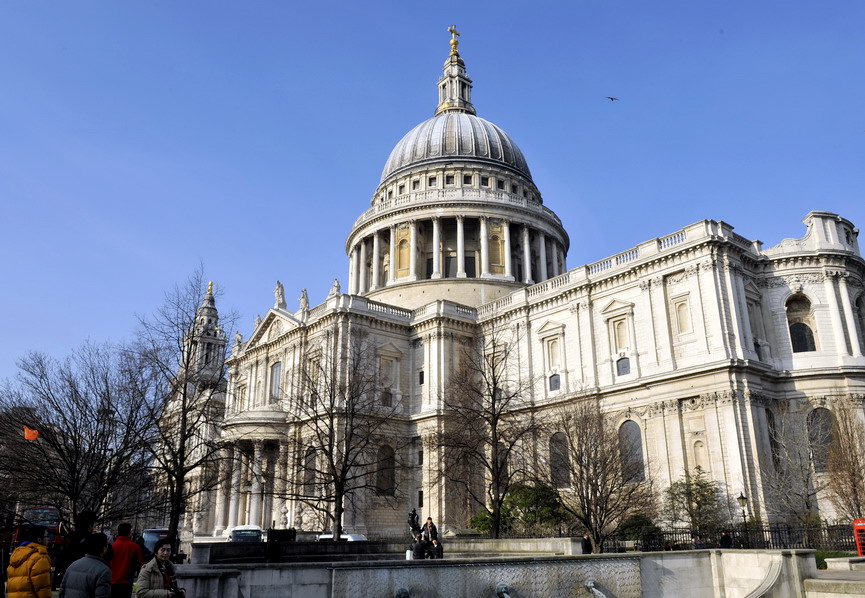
[410,534,427,560]
[719,531,733,548]
[426,538,443,559]
[581,532,593,554]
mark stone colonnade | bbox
[348,216,566,294]
[211,440,289,535]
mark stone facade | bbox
[189,34,865,540]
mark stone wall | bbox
[177,549,817,598]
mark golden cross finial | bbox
[448,25,460,56]
[207,281,213,294]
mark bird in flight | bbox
[605,96,619,102]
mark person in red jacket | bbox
[109,523,143,598]
[6,525,52,598]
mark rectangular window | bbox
[445,175,454,185]
[418,370,425,385]
[388,189,393,199]
[398,184,405,194]
[463,174,472,185]
[511,184,518,193]
[412,180,419,190]
[418,490,424,508]
[497,180,505,190]
[481,176,490,187]
[428,176,437,187]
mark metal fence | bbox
[603,524,856,553]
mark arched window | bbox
[376,445,395,496]
[548,374,561,391]
[397,239,410,276]
[269,361,282,402]
[547,338,561,369]
[787,295,817,353]
[614,320,629,352]
[549,432,570,488]
[303,447,316,496]
[489,234,504,274]
[675,300,692,334]
[807,408,833,473]
[616,357,631,376]
[618,421,645,483]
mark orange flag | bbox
[23,426,39,441]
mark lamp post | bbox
[736,493,748,548]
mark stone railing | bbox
[353,188,562,228]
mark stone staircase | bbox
[805,557,865,597]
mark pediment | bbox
[536,320,565,337]
[247,310,300,349]
[600,299,635,315]
[376,342,403,357]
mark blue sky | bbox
[1,1,862,380]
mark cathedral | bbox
[188,32,865,539]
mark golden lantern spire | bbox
[207,281,213,295]
[447,25,460,56]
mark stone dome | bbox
[380,112,532,184]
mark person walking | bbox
[136,538,185,598]
[109,523,143,598]
[6,525,52,598]
[581,532,593,554]
[59,532,112,598]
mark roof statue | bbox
[274,280,286,309]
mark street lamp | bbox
[737,493,748,548]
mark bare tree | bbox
[662,467,729,533]
[133,269,235,539]
[286,321,406,540]
[0,343,154,524]
[761,404,827,525]
[547,398,656,552]
[827,397,865,520]
[435,324,542,539]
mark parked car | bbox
[141,528,170,561]
[229,525,263,542]
[316,533,368,541]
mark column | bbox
[480,216,490,277]
[212,447,231,535]
[227,449,241,530]
[723,262,746,359]
[371,231,381,290]
[249,441,263,528]
[388,225,396,284]
[502,220,512,280]
[538,232,548,281]
[456,216,466,278]
[348,247,356,295]
[522,226,533,284]
[550,241,559,277]
[431,217,442,279]
[824,273,849,355]
[409,220,418,281]
[358,239,368,294]
[838,275,863,356]
[736,275,755,357]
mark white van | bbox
[228,524,263,542]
